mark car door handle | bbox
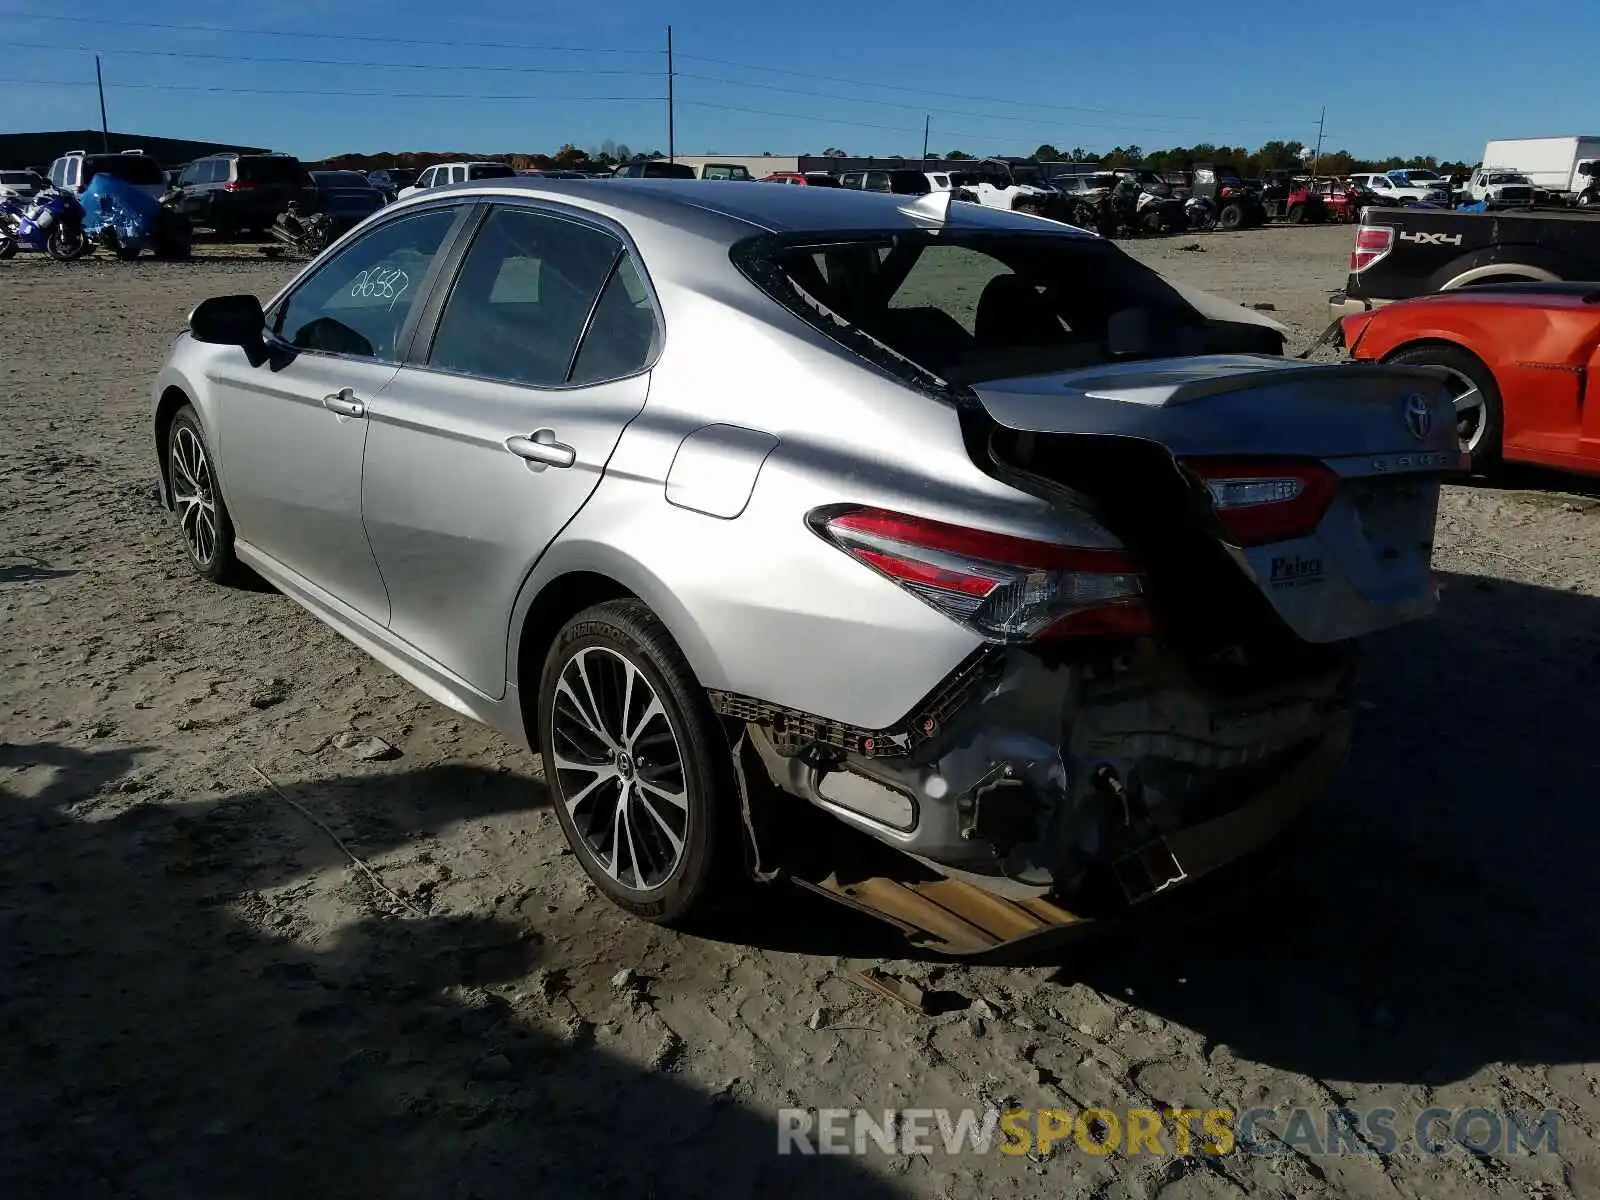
[322,388,366,419]
[505,430,576,469]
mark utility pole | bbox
[1311,106,1326,180]
[921,115,930,169]
[666,25,675,163]
[96,55,110,152]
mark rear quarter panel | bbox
[503,264,1089,731]
[1353,300,1600,459]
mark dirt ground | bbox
[3,224,1600,1199]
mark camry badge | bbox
[1402,394,1432,441]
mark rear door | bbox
[360,202,660,696]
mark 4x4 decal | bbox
[1398,231,1464,246]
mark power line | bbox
[0,10,662,54]
[0,40,660,75]
[677,73,1246,136]
[676,99,920,136]
[673,52,1290,128]
[0,9,1291,130]
[0,75,663,101]
[3,37,1290,136]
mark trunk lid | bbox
[969,355,1463,647]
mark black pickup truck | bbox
[1327,205,1600,319]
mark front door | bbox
[211,204,462,622]
[361,203,660,696]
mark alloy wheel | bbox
[171,424,219,567]
[548,646,690,892]
[1437,365,1488,455]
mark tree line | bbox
[317,137,1475,179]
[1023,141,1474,178]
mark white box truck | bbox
[1480,136,1600,203]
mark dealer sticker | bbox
[1270,554,1324,587]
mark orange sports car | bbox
[1337,283,1600,476]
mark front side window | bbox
[272,207,458,361]
[427,206,623,387]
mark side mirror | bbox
[189,294,265,350]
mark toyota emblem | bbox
[1402,394,1433,441]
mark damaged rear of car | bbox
[714,217,1462,952]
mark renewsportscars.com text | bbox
[777,1105,1559,1158]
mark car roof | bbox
[388,177,1094,238]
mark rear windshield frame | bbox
[729,229,1283,403]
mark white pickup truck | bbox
[1347,172,1451,205]
[1458,168,1536,208]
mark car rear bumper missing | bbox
[786,723,1344,957]
[734,642,1355,951]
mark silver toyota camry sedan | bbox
[152,180,1460,952]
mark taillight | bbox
[810,505,1151,642]
[1349,224,1393,273]
[222,180,258,192]
[1183,459,1339,546]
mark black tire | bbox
[1286,203,1306,224]
[1218,202,1245,230]
[166,405,241,583]
[538,599,734,925]
[0,236,15,259]
[1384,343,1504,470]
[47,225,89,262]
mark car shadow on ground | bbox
[1054,569,1600,1085]
[0,745,905,1200]
[1460,463,1600,502]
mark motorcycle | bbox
[0,186,89,261]
[1135,186,1186,234]
[270,201,334,257]
[1184,194,1218,231]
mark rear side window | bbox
[428,207,623,387]
[84,154,165,186]
[570,255,661,383]
[238,156,306,183]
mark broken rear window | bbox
[738,231,1283,386]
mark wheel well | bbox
[1380,336,1482,367]
[153,386,192,503]
[515,571,636,741]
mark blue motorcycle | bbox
[0,186,89,261]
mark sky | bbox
[2,0,1595,163]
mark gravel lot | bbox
[3,224,1599,1199]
